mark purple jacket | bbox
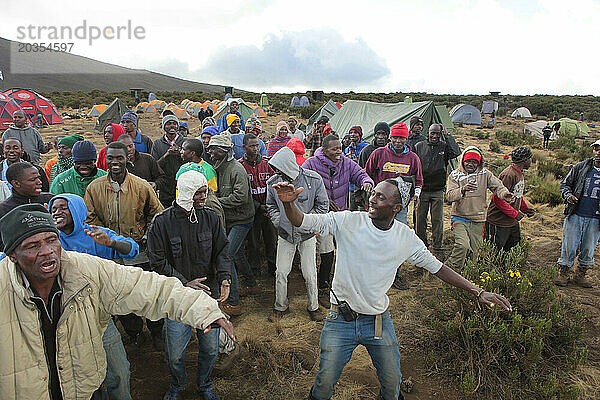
[303,148,374,210]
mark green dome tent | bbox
[213,98,256,125]
[94,98,128,133]
[260,94,269,108]
[550,118,591,137]
[306,99,341,135]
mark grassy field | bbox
[36,110,600,399]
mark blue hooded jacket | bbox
[48,194,139,260]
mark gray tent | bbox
[481,100,498,114]
[148,92,157,102]
[450,104,482,125]
[94,98,128,132]
[299,95,310,107]
[329,100,458,167]
[290,96,300,107]
[511,107,532,118]
[306,99,340,135]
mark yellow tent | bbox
[149,99,167,111]
[88,104,108,117]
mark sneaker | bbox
[392,274,409,290]
[201,388,220,400]
[553,265,570,287]
[318,289,331,308]
[163,387,181,400]
[308,308,323,322]
[573,266,594,288]
[239,285,259,297]
[268,308,288,322]
[219,303,242,317]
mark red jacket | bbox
[240,155,273,204]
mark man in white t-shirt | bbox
[272,178,512,400]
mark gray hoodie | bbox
[2,124,48,164]
[266,147,329,244]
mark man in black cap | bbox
[406,116,427,150]
[0,203,234,400]
[152,114,186,207]
[358,122,390,168]
[485,146,535,252]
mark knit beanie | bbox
[72,140,97,163]
[226,114,240,127]
[276,121,289,135]
[176,170,208,223]
[120,111,138,125]
[208,134,233,148]
[390,122,409,138]
[202,116,216,128]
[374,121,390,135]
[511,146,532,163]
[463,148,482,164]
[202,126,220,136]
[409,116,424,132]
[0,204,59,255]
[162,114,179,129]
[58,134,84,149]
[349,125,363,138]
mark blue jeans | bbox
[558,213,600,268]
[311,310,401,400]
[227,222,255,306]
[102,318,132,400]
[163,318,220,393]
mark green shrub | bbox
[426,241,585,399]
[536,157,569,180]
[495,129,537,147]
[489,140,501,153]
[527,175,563,206]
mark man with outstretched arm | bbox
[272,179,512,400]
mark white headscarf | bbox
[176,170,208,223]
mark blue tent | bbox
[299,96,310,107]
[450,104,481,125]
[290,96,300,107]
[148,92,157,102]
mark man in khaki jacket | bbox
[0,203,234,400]
[83,141,165,346]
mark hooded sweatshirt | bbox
[365,143,423,196]
[2,124,48,165]
[266,147,329,244]
[445,146,511,222]
[286,137,307,165]
[303,148,373,210]
[48,194,139,260]
[97,123,126,171]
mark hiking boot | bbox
[553,265,570,287]
[219,303,242,317]
[239,284,259,298]
[268,308,288,322]
[392,274,409,290]
[318,288,331,308]
[573,266,594,288]
[214,343,243,374]
[308,308,323,322]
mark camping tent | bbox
[0,92,30,129]
[450,104,482,125]
[299,96,310,107]
[435,105,455,134]
[148,92,157,102]
[481,101,498,114]
[4,88,63,125]
[524,120,558,141]
[247,102,267,118]
[213,98,257,125]
[149,99,167,111]
[88,104,108,117]
[306,99,341,135]
[330,100,455,144]
[135,102,157,113]
[260,94,269,108]
[550,118,591,137]
[95,98,128,132]
[290,96,300,107]
[404,96,413,103]
[511,107,532,118]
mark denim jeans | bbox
[163,318,220,393]
[311,310,401,400]
[558,213,600,268]
[227,222,255,306]
[102,318,132,400]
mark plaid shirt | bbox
[304,131,323,154]
[266,135,291,158]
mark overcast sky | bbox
[2,0,599,95]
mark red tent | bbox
[3,88,63,125]
[0,92,31,130]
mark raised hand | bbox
[85,226,113,247]
[272,182,304,203]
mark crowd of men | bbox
[0,102,596,400]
